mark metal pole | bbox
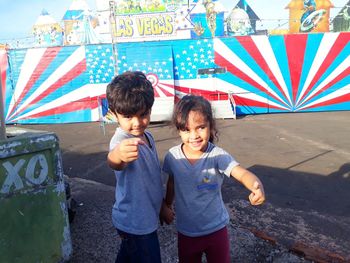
[0,65,6,140]
[109,0,118,76]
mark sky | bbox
[0,0,348,41]
[0,0,96,40]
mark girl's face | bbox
[179,110,211,156]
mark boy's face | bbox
[115,109,151,137]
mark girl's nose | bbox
[190,130,199,139]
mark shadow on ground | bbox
[224,163,350,258]
[63,149,350,262]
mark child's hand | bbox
[159,200,175,225]
[118,138,145,163]
[249,181,265,205]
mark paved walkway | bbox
[23,111,350,262]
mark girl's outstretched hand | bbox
[249,181,265,205]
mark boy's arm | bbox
[230,165,265,205]
[107,138,144,170]
[160,175,175,225]
[164,175,174,207]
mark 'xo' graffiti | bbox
[1,154,49,194]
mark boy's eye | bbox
[141,111,149,117]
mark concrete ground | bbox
[21,111,350,262]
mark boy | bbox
[106,71,163,263]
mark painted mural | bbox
[333,1,350,32]
[32,10,63,47]
[287,0,333,33]
[2,0,344,49]
[62,0,100,45]
[1,32,350,124]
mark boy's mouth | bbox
[131,128,144,134]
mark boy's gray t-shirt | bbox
[163,142,239,237]
[109,128,163,235]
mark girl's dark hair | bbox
[172,95,218,142]
[106,71,154,115]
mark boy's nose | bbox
[132,117,141,126]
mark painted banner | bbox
[113,12,176,41]
[2,32,350,124]
[213,33,350,114]
[4,45,108,124]
[287,0,333,34]
[0,48,7,104]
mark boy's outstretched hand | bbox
[108,138,145,170]
[118,138,145,163]
[249,181,265,205]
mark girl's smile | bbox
[179,110,210,160]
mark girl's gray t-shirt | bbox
[163,142,239,237]
[109,128,163,235]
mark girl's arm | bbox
[230,165,266,205]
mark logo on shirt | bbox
[197,175,218,190]
[203,175,210,183]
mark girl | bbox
[160,95,265,263]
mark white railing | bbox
[228,92,237,120]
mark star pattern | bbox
[173,39,216,79]
[86,45,115,84]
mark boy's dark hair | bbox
[106,71,154,115]
[172,95,218,142]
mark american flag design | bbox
[4,46,102,124]
[213,33,350,114]
[116,44,175,98]
[1,32,350,124]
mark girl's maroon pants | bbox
[177,226,231,263]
